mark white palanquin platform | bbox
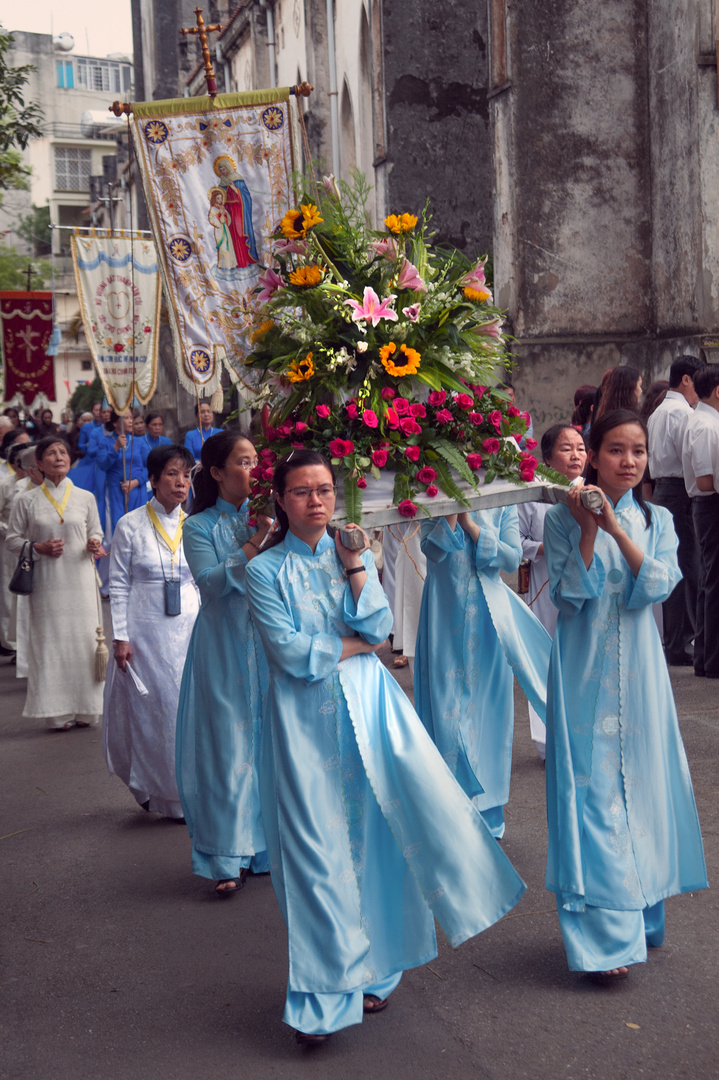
[331,470,571,527]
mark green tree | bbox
[69,375,103,415]
[0,26,44,197]
[17,203,51,255]
[0,244,49,289]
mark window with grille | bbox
[54,147,92,192]
[76,57,131,94]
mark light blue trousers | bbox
[191,848,269,880]
[284,970,402,1035]
[557,899,665,972]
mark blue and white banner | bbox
[71,234,161,411]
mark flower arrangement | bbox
[246,173,558,521]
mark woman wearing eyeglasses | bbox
[245,449,525,1045]
[176,430,274,895]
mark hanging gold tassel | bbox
[210,385,225,414]
[94,624,109,682]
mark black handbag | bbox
[9,540,34,595]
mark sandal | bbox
[391,655,409,669]
[296,1031,330,1045]
[363,993,389,1014]
[214,868,248,897]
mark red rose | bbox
[362,409,379,428]
[261,467,274,481]
[455,393,474,411]
[507,405,521,417]
[385,407,399,429]
[513,434,523,444]
[468,411,483,426]
[357,477,367,488]
[260,448,277,462]
[521,411,531,427]
[393,397,410,415]
[409,403,426,418]
[416,466,437,484]
[316,404,331,419]
[489,410,503,431]
[295,421,308,433]
[400,417,422,436]
[250,464,264,480]
[519,464,536,482]
[276,422,292,438]
[143,325,151,333]
[346,402,358,419]
[265,426,278,441]
[398,499,418,518]
[470,384,486,399]
[291,442,303,448]
[425,484,439,497]
[372,449,388,467]
[466,453,483,470]
[482,437,500,455]
[525,437,538,450]
[435,409,453,425]
[328,438,355,458]
[428,390,446,406]
[381,387,396,401]
[113,342,124,352]
[520,453,538,468]
[404,446,421,462]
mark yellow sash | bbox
[40,479,72,523]
[147,503,185,565]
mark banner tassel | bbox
[210,385,224,414]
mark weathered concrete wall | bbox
[382,0,492,254]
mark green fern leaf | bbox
[342,471,363,525]
[430,439,477,488]
[432,459,471,506]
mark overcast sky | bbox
[0,0,133,59]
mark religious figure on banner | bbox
[207,187,237,271]
[212,155,259,270]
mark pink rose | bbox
[357,477,367,488]
[409,403,426,418]
[385,407,399,430]
[250,464,264,480]
[428,390,447,406]
[482,438,500,455]
[381,387,396,400]
[404,446,421,462]
[316,404,331,419]
[525,437,538,450]
[372,449,388,467]
[416,466,437,484]
[466,453,483,470]
[470,384,486,399]
[261,467,274,481]
[398,499,418,518]
[291,442,303,448]
[346,402,358,419]
[276,422,292,438]
[425,484,438,497]
[455,393,474,411]
[520,453,538,469]
[295,421,308,433]
[489,410,503,431]
[362,409,379,428]
[328,438,355,458]
[521,411,531,427]
[260,448,277,462]
[507,405,521,417]
[468,412,483,426]
[393,397,410,415]
[513,434,523,444]
[435,409,453,425]
[519,464,536,482]
[400,417,422,436]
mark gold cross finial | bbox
[180,7,223,98]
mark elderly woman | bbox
[6,436,104,730]
[104,445,199,819]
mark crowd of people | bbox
[0,358,712,1042]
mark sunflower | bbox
[287,352,315,382]
[384,213,418,235]
[463,285,492,303]
[250,319,274,343]
[280,203,323,239]
[289,265,324,287]
[380,341,421,377]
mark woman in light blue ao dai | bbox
[414,507,552,838]
[245,450,526,1045]
[544,410,707,977]
[176,431,273,895]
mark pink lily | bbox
[322,174,341,201]
[370,237,399,261]
[257,267,284,304]
[460,257,488,291]
[397,259,426,292]
[402,303,421,322]
[274,238,311,257]
[471,317,504,340]
[344,286,398,327]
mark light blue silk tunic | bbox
[176,498,267,876]
[414,508,552,819]
[544,494,708,914]
[245,529,526,998]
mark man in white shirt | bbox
[681,364,719,678]
[648,355,702,665]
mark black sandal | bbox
[214,868,248,897]
[363,993,389,1014]
[296,1031,331,1045]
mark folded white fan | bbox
[125,662,149,697]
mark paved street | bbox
[1,636,716,1080]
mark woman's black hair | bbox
[571,389,595,428]
[189,429,254,517]
[35,434,71,465]
[639,380,669,425]
[585,409,651,527]
[193,399,212,417]
[104,409,122,433]
[540,423,579,465]
[265,449,336,549]
[145,411,162,425]
[146,444,195,489]
[1,428,29,458]
[594,366,641,420]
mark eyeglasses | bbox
[284,485,336,501]
[238,459,259,471]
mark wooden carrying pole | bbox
[109,82,313,117]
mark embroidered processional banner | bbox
[130,89,295,396]
[71,234,161,412]
[0,291,55,404]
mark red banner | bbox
[0,291,55,405]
